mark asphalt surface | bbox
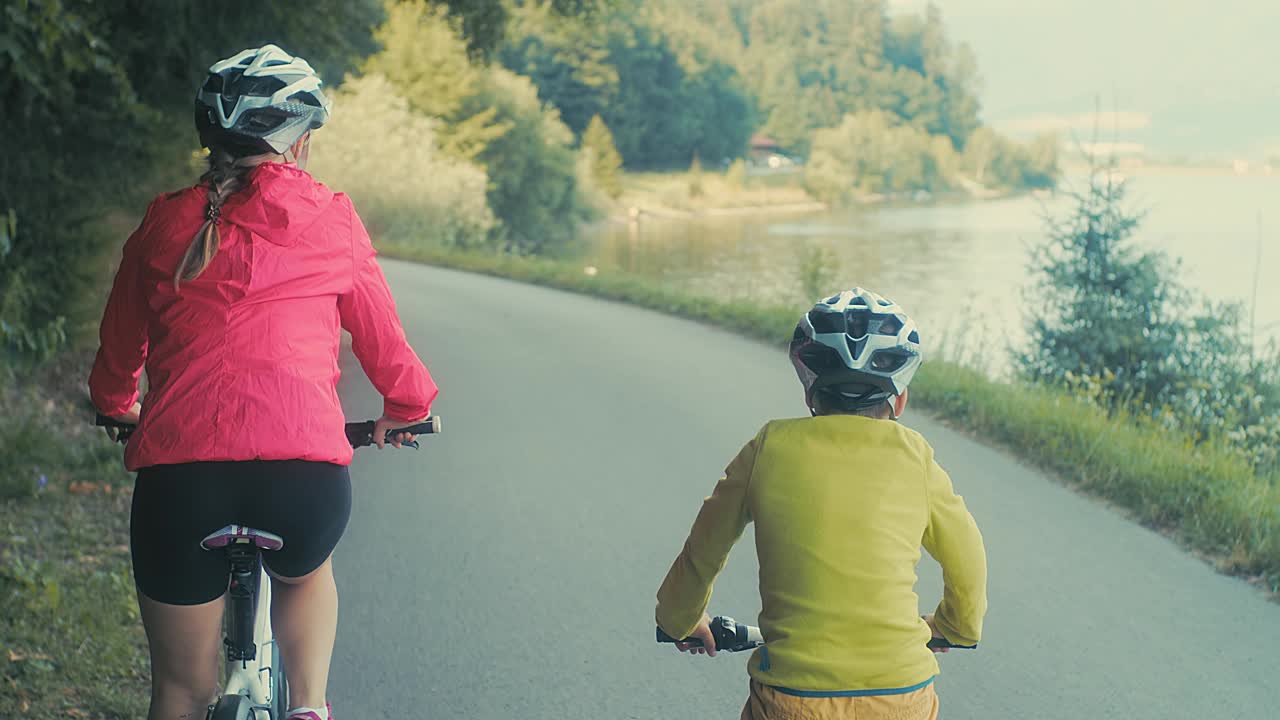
[330,259,1278,719]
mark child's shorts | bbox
[740,679,939,720]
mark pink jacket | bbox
[89,162,437,470]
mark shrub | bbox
[1020,169,1280,475]
[804,111,956,203]
[725,159,747,192]
[309,74,494,251]
[688,155,705,199]
[2,211,68,373]
[365,1,587,254]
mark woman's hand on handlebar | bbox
[104,402,141,442]
[373,415,426,449]
[675,613,718,657]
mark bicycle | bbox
[656,613,975,652]
[96,414,442,720]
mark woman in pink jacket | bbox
[89,45,436,720]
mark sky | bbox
[889,0,1280,158]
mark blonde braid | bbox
[173,148,282,290]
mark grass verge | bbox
[1,363,147,719]
[382,243,1280,595]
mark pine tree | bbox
[582,115,624,199]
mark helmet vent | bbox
[908,330,920,344]
[809,310,844,334]
[870,351,908,371]
[846,313,869,338]
[799,344,846,373]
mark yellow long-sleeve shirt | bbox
[656,415,987,694]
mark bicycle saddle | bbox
[200,525,285,551]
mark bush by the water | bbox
[1020,171,1280,476]
[804,111,1058,202]
[309,74,495,251]
[365,1,589,254]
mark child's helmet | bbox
[789,288,922,413]
[194,44,331,155]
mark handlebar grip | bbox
[344,416,443,448]
[927,637,976,650]
[656,627,683,644]
[402,417,441,435]
[95,414,136,443]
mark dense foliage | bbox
[0,0,382,370]
[501,0,1058,194]
[307,74,495,251]
[1020,172,1280,474]
[721,0,981,152]
[2,0,1059,372]
[500,2,756,170]
[364,2,588,253]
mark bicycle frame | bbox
[218,538,284,719]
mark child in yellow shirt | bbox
[656,288,988,720]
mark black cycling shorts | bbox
[130,460,352,605]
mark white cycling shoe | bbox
[286,703,333,720]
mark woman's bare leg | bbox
[138,592,225,720]
[269,557,338,711]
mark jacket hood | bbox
[218,162,336,246]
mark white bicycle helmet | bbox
[194,44,331,154]
[789,288,923,415]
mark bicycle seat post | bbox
[224,540,260,666]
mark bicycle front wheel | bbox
[208,693,253,720]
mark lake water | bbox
[576,172,1278,367]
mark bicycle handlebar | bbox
[656,615,975,653]
[95,414,442,449]
[656,616,764,652]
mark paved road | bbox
[331,259,1277,719]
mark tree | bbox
[0,0,381,369]
[308,74,494,250]
[432,0,619,59]
[501,3,755,169]
[1020,175,1178,402]
[365,2,584,253]
[1021,133,1061,188]
[581,116,624,199]
[961,127,998,186]
[1020,169,1280,466]
[804,111,953,203]
[733,0,982,154]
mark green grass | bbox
[384,243,1280,595]
[1,371,147,719]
